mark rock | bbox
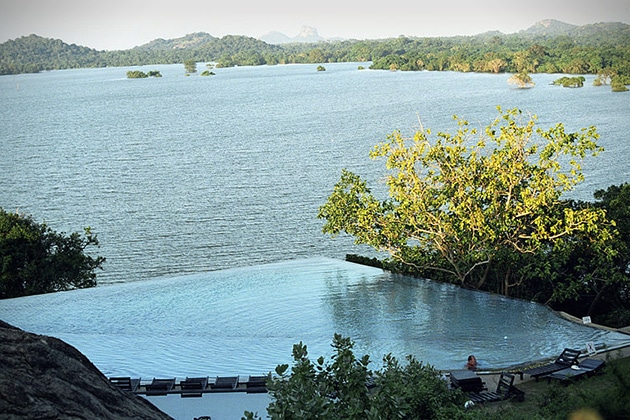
[0,320,172,419]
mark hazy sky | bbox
[2,0,629,50]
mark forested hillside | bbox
[1,21,629,78]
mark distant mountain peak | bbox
[537,19,566,28]
[522,19,578,35]
[298,26,319,39]
[135,32,217,50]
[260,26,325,44]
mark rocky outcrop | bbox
[0,320,172,419]
[260,26,326,44]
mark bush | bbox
[126,70,147,78]
[265,334,472,419]
[0,209,105,298]
[552,76,585,87]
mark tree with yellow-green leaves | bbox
[318,108,614,297]
[508,72,535,88]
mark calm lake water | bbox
[1,62,628,283]
[1,63,629,375]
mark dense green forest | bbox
[1,21,629,83]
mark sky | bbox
[1,0,629,51]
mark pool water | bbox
[0,258,627,377]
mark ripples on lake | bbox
[1,62,629,283]
[1,258,627,376]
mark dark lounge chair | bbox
[468,372,524,404]
[520,348,581,380]
[245,375,268,393]
[145,378,176,395]
[109,377,140,392]
[210,376,239,391]
[180,377,209,397]
[546,358,605,384]
[450,370,485,392]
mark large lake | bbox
[1,62,628,283]
[1,63,629,376]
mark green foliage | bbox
[266,334,471,420]
[552,76,585,87]
[2,24,630,79]
[200,70,215,76]
[535,357,630,420]
[184,59,197,74]
[529,184,630,325]
[0,34,105,75]
[318,108,609,298]
[126,70,161,78]
[0,209,105,299]
[126,70,148,78]
[611,74,629,92]
[320,110,629,322]
[593,68,616,86]
[316,65,326,71]
[508,72,535,88]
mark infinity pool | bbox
[0,258,627,377]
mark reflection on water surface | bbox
[0,258,627,377]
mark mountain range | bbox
[127,20,629,51]
[259,26,336,44]
[1,19,628,76]
[257,20,630,45]
[519,19,630,37]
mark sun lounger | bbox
[468,372,524,404]
[180,377,209,397]
[245,375,268,393]
[545,358,605,384]
[210,376,239,391]
[450,370,485,392]
[145,378,176,395]
[109,377,140,392]
[520,348,581,380]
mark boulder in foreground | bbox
[0,320,172,419]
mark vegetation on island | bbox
[184,59,197,75]
[316,65,326,71]
[1,22,629,91]
[508,72,535,88]
[610,75,630,92]
[126,70,162,78]
[552,75,585,87]
[318,108,630,327]
[0,208,105,299]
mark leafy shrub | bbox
[0,209,105,298]
[265,334,472,419]
[126,70,147,78]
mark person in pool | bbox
[466,355,478,370]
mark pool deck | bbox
[481,341,630,391]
